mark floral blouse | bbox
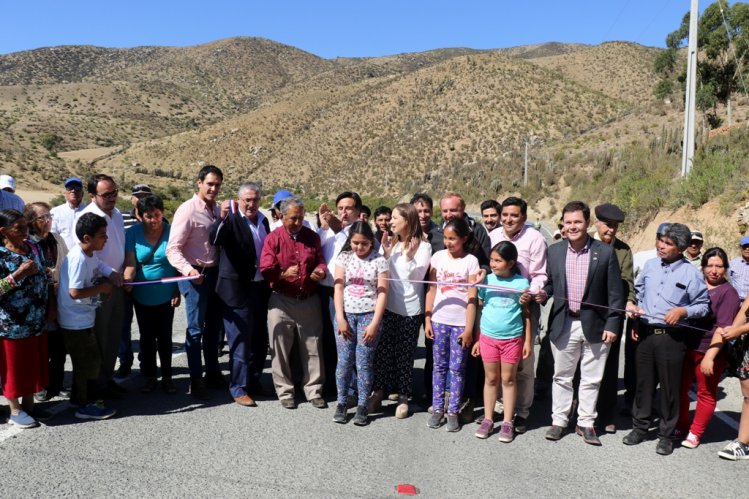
[0,242,49,339]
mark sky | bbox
[0,1,724,58]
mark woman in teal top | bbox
[124,195,180,394]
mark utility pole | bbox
[681,0,699,176]
[523,140,528,187]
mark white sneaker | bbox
[395,397,409,419]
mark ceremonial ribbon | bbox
[128,275,201,286]
[385,277,711,333]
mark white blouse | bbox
[385,239,432,316]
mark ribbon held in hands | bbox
[128,275,201,287]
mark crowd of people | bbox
[1,167,748,461]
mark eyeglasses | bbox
[96,189,119,199]
[65,186,83,192]
[35,214,53,222]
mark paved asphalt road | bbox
[1,304,745,497]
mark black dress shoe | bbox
[204,374,228,390]
[576,425,602,446]
[622,430,647,446]
[656,438,674,456]
[545,425,565,441]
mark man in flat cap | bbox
[592,203,635,433]
[684,230,704,268]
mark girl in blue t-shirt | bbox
[471,241,531,443]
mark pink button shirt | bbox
[166,194,220,276]
[489,225,548,291]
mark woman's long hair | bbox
[392,203,422,244]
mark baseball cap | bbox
[272,190,293,208]
[690,230,703,242]
[0,175,16,192]
[741,236,749,247]
[64,177,83,189]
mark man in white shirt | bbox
[317,191,363,395]
[76,174,126,391]
[51,177,87,251]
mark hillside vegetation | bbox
[3,36,747,241]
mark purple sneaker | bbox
[475,418,494,439]
[498,421,515,443]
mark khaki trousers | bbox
[551,316,610,428]
[267,292,324,401]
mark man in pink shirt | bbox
[489,196,548,433]
[166,165,226,400]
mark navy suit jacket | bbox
[209,205,270,308]
[543,238,625,344]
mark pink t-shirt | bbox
[431,250,480,327]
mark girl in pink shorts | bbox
[471,241,531,442]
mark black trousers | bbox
[631,330,686,439]
[318,286,338,396]
[623,323,639,407]
[536,331,555,384]
[133,300,175,379]
[596,331,621,426]
[46,327,68,393]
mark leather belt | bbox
[275,290,313,301]
[567,310,580,318]
[642,323,679,335]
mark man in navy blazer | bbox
[210,182,271,406]
[539,201,624,445]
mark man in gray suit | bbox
[540,201,625,445]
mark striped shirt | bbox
[565,238,591,313]
[729,256,749,300]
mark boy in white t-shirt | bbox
[58,213,121,420]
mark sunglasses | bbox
[96,190,119,199]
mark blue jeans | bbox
[178,269,222,381]
[335,312,378,406]
[223,304,253,398]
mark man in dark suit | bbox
[540,201,624,445]
[210,182,271,406]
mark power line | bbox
[604,0,633,40]
[635,0,677,42]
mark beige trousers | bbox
[267,292,324,401]
[550,315,610,428]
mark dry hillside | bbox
[531,42,661,104]
[0,37,663,201]
[97,50,627,200]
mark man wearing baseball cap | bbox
[0,174,17,192]
[684,231,704,268]
[50,177,87,250]
[729,235,749,301]
[0,174,24,211]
